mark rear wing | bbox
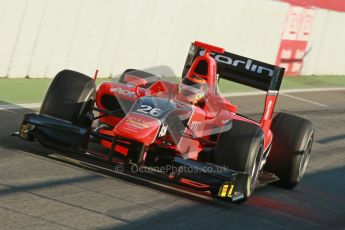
[183,43,285,93]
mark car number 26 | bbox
[137,105,162,117]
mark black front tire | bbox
[265,112,314,189]
[213,120,264,200]
[40,69,96,127]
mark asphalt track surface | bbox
[0,90,344,230]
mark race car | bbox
[16,41,314,202]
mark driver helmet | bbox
[178,74,208,104]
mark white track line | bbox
[223,91,266,97]
[280,87,345,93]
[0,87,344,110]
[222,87,345,97]
[280,93,329,108]
[0,103,41,110]
[0,108,17,114]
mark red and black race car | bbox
[16,41,314,202]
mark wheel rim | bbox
[298,135,313,180]
[250,146,262,189]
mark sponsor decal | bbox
[126,117,150,129]
[136,104,163,117]
[200,50,275,77]
[111,87,136,98]
[219,183,235,198]
[189,121,204,133]
[158,123,168,137]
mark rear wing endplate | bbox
[183,43,285,92]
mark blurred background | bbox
[0,0,345,78]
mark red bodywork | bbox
[94,41,277,161]
[16,41,285,199]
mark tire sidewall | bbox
[214,120,264,199]
[289,131,314,184]
[40,70,96,126]
[265,112,314,188]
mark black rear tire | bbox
[213,120,264,200]
[265,112,314,189]
[40,69,96,127]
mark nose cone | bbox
[113,113,160,146]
